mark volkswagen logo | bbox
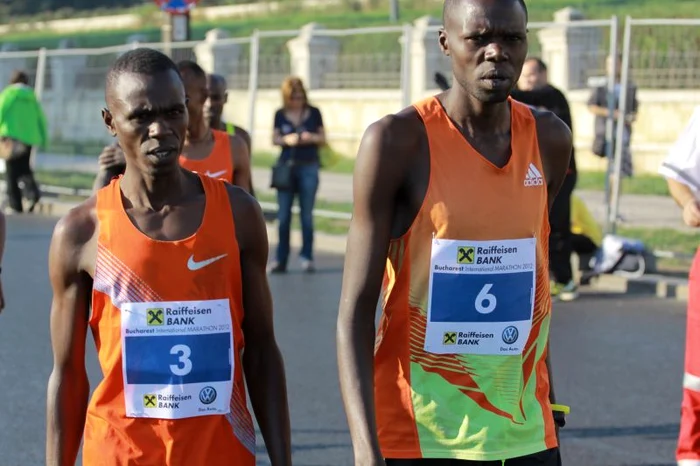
[502,326,519,345]
[199,386,217,405]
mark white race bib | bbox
[424,238,536,355]
[120,299,234,420]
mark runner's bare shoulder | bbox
[361,106,424,161]
[529,107,572,151]
[355,106,425,192]
[49,197,98,277]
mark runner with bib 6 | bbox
[426,238,536,355]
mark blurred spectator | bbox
[588,54,638,178]
[511,57,578,301]
[269,77,325,274]
[0,70,45,214]
[205,73,252,154]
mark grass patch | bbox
[4,0,698,52]
[3,6,437,51]
[576,171,670,196]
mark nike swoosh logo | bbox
[205,170,227,178]
[187,254,228,271]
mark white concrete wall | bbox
[217,88,699,173]
[567,89,700,174]
[39,87,698,176]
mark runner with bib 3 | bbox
[120,299,234,419]
[46,48,291,466]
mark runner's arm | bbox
[230,135,253,194]
[234,125,252,155]
[337,118,405,465]
[233,190,291,466]
[46,209,94,466]
[535,111,573,409]
[536,110,573,212]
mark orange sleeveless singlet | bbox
[374,97,556,461]
[84,174,255,465]
[179,129,234,183]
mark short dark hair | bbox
[208,73,227,88]
[525,57,547,72]
[9,70,29,85]
[443,0,528,23]
[177,60,206,81]
[106,48,182,99]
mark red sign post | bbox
[155,0,199,42]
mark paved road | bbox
[0,215,689,466]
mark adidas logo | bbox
[524,163,544,187]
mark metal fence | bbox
[2,16,693,143]
[607,18,700,234]
[0,16,698,236]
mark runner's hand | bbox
[682,199,700,228]
[98,144,126,170]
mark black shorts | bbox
[386,447,561,466]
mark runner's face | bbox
[182,72,208,128]
[518,60,546,91]
[204,78,226,126]
[439,0,528,103]
[103,70,188,175]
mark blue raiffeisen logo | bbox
[199,386,217,405]
[502,326,519,345]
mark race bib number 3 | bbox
[425,238,536,356]
[120,299,234,420]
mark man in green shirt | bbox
[0,70,47,213]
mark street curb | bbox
[35,199,688,301]
[588,273,689,302]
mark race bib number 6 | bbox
[424,238,536,355]
[120,299,234,419]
